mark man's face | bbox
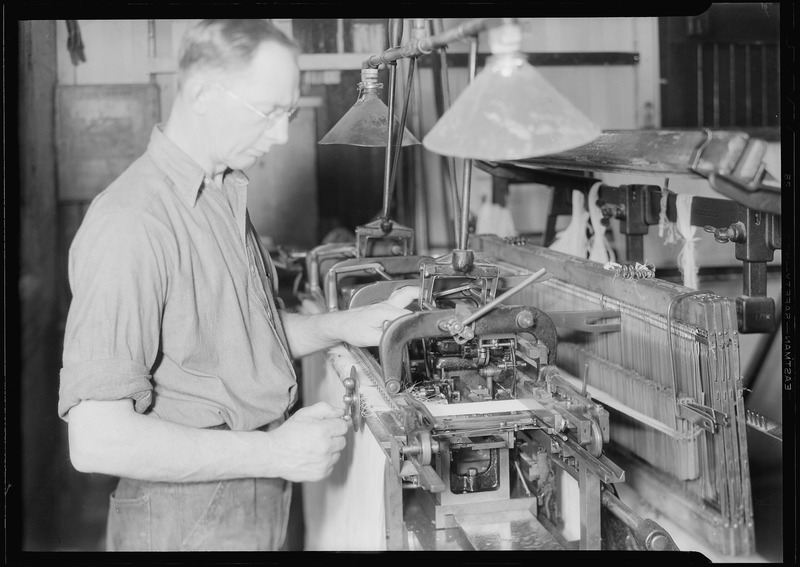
[205,41,300,172]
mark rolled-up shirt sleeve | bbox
[58,206,170,420]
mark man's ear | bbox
[183,76,215,116]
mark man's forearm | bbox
[280,311,342,357]
[280,292,415,357]
[67,399,279,483]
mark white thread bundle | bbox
[658,181,679,243]
[548,190,589,257]
[475,197,517,238]
[587,182,616,263]
[675,194,699,289]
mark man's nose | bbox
[261,114,290,147]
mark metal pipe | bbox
[434,18,462,247]
[363,18,503,69]
[380,19,403,225]
[411,19,430,254]
[457,38,479,250]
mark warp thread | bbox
[657,183,699,289]
[359,393,377,418]
[658,180,679,243]
[674,194,699,289]
[475,196,517,238]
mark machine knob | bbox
[703,222,746,244]
[342,370,361,431]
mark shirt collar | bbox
[146,125,208,207]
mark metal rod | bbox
[434,18,462,247]
[388,56,417,200]
[745,44,752,126]
[460,268,547,327]
[148,20,157,84]
[411,21,429,253]
[729,44,736,127]
[581,363,589,397]
[458,37,479,250]
[381,19,403,223]
[761,44,768,125]
[601,490,679,551]
[712,43,719,128]
[696,43,704,126]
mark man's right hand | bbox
[266,401,349,482]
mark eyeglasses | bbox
[210,82,298,126]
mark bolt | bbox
[516,310,534,328]
[649,533,668,551]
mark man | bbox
[58,19,417,551]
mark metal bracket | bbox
[676,398,729,433]
[745,409,782,441]
[355,219,416,259]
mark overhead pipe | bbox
[434,18,462,248]
[361,18,505,69]
[458,36,479,250]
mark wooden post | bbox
[18,19,60,549]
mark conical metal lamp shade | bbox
[319,94,421,147]
[423,54,601,160]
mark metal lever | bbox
[442,268,547,342]
[601,489,680,551]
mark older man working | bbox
[58,19,416,551]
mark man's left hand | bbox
[338,285,419,347]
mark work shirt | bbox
[58,125,298,430]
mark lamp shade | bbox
[319,96,421,147]
[422,53,601,160]
[319,69,420,147]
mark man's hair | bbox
[178,19,299,83]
